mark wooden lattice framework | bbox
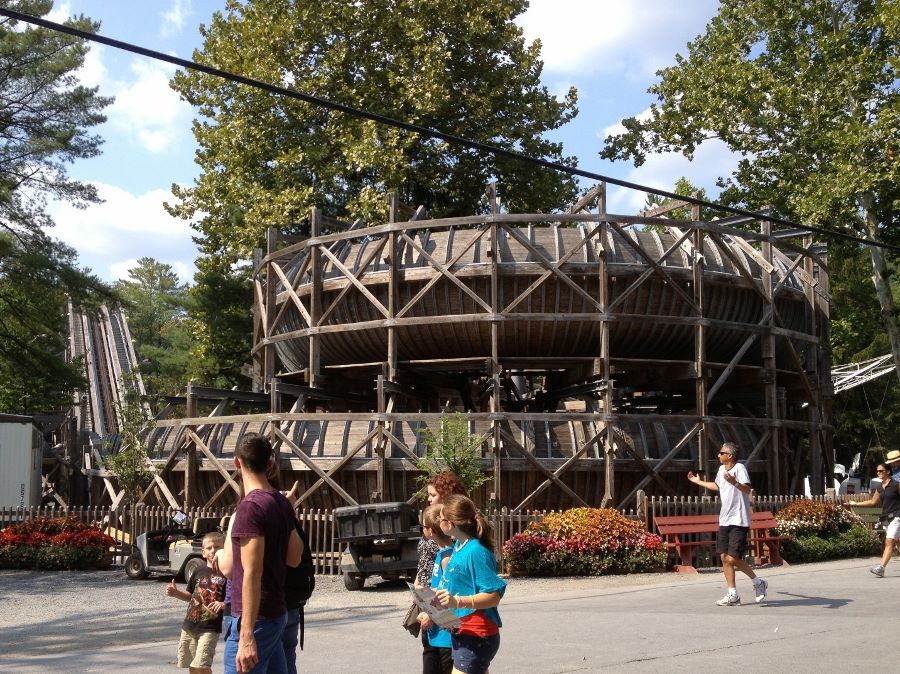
[141,185,832,511]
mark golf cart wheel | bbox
[125,555,149,580]
[183,557,206,585]
[343,572,365,591]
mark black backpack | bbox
[285,521,315,608]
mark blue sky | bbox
[44,0,732,283]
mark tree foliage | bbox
[601,0,900,466]
[417,412,491,497]
[641,177,713,229]
[167,0,580,269]
[187,263,254,388]
[0,1,115,412]
[115,258,193,397]
[103,395,157,505]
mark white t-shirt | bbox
[715,462,752,527]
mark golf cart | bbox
[124,511,220,583]
[334,501,421,591]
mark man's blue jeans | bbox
[223,613,288,674]
[282,607,302,674]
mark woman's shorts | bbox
[451,633,500,674]
[716,525,750,558]
[177,629,218,668]
[886,516,900,540]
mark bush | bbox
[776,499,881,563]
[781,526,881,563]
[0,516,115,571]
[775,499,865,537]
[503,508,666,577]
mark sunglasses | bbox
[717,451,733,456]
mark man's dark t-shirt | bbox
[230,488,296,619]
[182,564,227,633]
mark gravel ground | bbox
[0,567,703,658]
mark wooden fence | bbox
[0,494,834,575]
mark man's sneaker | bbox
[716,593,741,606]
[753,578,768,603]
[871,564,885,578]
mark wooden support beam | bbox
[515,427,607,511]
[274,426,358,506]
[617,424,702,508]
[498,426,587,507]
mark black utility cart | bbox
[333,501,421,591]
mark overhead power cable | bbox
[3,7,897,253]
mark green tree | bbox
[167,0,579,269]
[417,412,491,497]
[116,258,188,351]
[103,395,156,505]
[601,0,900,379]
[0,1,115,412]
[640,177,711,230]
[115,258,197,396]
[187,263,254,388]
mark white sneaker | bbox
[753,578,768,603]
[716,593,741,606]
[871,565,885,578]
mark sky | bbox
[41,0,731,284]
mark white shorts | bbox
[886,517,900,540]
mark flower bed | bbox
[503,508,666,576]
[0,516,116,570]
[776,500,880,563]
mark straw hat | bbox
[886,450,900,464]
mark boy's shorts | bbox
[178,629,219,668]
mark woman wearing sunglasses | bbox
[847,462,900,577]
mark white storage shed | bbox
[0,414,43,508]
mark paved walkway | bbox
[2,557,890,673]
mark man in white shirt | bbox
[687,442,768,606]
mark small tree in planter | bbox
[0,516,116,570]
[503,507,666,576]
[416,412,491,498]
[103,395,157,505]
[776,499,880,563]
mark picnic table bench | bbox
[654,511,790,573]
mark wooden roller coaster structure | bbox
[140,184,832,511]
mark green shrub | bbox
[781,526,881,563]
[775,499,864,537]
[0,516,115,570]
[503,508,666,577]
[775,499,881,563]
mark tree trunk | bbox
[858,192,900,384]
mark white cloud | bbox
[518,0,718,77]
[606,139,739,214]
[76,42,108,89]
[600,106,654,141]
[46,2,72,24]
[107,60,192,153]
[160,0,192,39]
[47,183,198,283]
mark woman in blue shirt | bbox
[434,495,506,674]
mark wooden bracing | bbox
[145,188,830,510]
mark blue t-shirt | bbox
[441,538,506,628]
[426,546,454,648]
